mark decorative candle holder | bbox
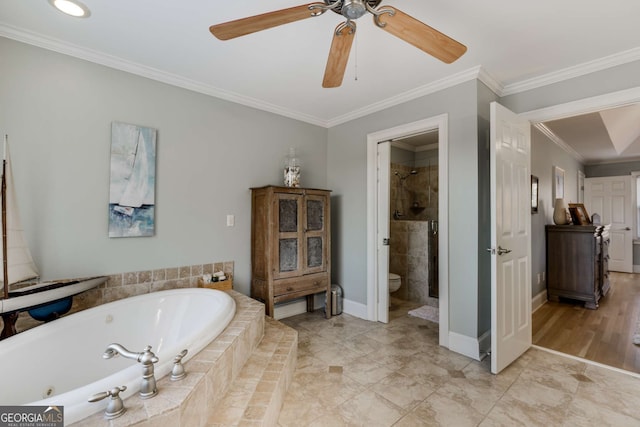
[283,147,301,187]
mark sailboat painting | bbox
[109,122,157,238]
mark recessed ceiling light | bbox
[48,0,91,18]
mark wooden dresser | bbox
[250,186,332,318]
[546,224,610,309]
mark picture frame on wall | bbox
[553,166,565,201]
[109,121,157,238]
[531,175,539,213]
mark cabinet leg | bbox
[325,290,331,319]
[584,301,598,310]
[266,300,275,318]
[306,295,314,313]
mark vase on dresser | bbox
[553,198,568,225]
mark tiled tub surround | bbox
[72,290,263,426]
[10,261,235,333]
[4,261,298,425]
[72,290,298,426]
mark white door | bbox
[578,170,585,203]
[585,176,633,273]
[377,141,391,323]
[490,102,532,374]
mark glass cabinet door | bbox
[304,195,327,274]
[274,194,303,278]
[273,191,328,278]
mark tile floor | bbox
[277,297,640,426]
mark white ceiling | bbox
[1,1,640,159]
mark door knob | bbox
[497,246,512,256]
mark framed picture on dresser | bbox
[569,203,590,225]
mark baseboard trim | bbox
[448,331,482,361]
[532,289,548,313]
[273,296,367,320]
[343,298,368,320]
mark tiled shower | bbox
[389,144,439,308]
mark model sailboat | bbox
[0,135,106,339]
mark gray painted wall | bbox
[585,161,640,177]
[530,128,584,296]
[0,37,328,296]
[327,80,482,339]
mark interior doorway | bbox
[522,86,640,373]
[388,131,440,317]
[366,114,450,347]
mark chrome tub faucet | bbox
[103,343,159,399]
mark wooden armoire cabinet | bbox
[250,186,332,318]
[546,224,610,309]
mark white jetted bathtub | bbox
[0,288,236,425]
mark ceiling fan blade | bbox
[210,4,319,40]
[375,7,466,64]
[323,22,356,88]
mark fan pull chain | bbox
[354,30,358,81]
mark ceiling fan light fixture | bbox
[48,0,91,18]
[341,0,367,20]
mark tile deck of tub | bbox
[73,290,297,427]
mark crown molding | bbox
[534,123,585,163]
[3,20,640,129]
[476,67,504,96]
[502,47,640,96]
[326,66,484,127]
[0,23,329,128]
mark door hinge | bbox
[382,238,390,246]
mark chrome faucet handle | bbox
[138,345,159,399]
[139,345,159,365]
[170,349,188,381]
[88,385,127,419]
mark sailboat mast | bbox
[2,135,9,300]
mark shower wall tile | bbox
[391,163,439,222]
[390,219,433,306]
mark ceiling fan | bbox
[209,0,467,88]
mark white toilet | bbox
[389,273,402,293]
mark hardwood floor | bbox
[533,272,640,373]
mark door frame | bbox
[366,114,450,347]
[521,87,640,128]
[520,87,640,357]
